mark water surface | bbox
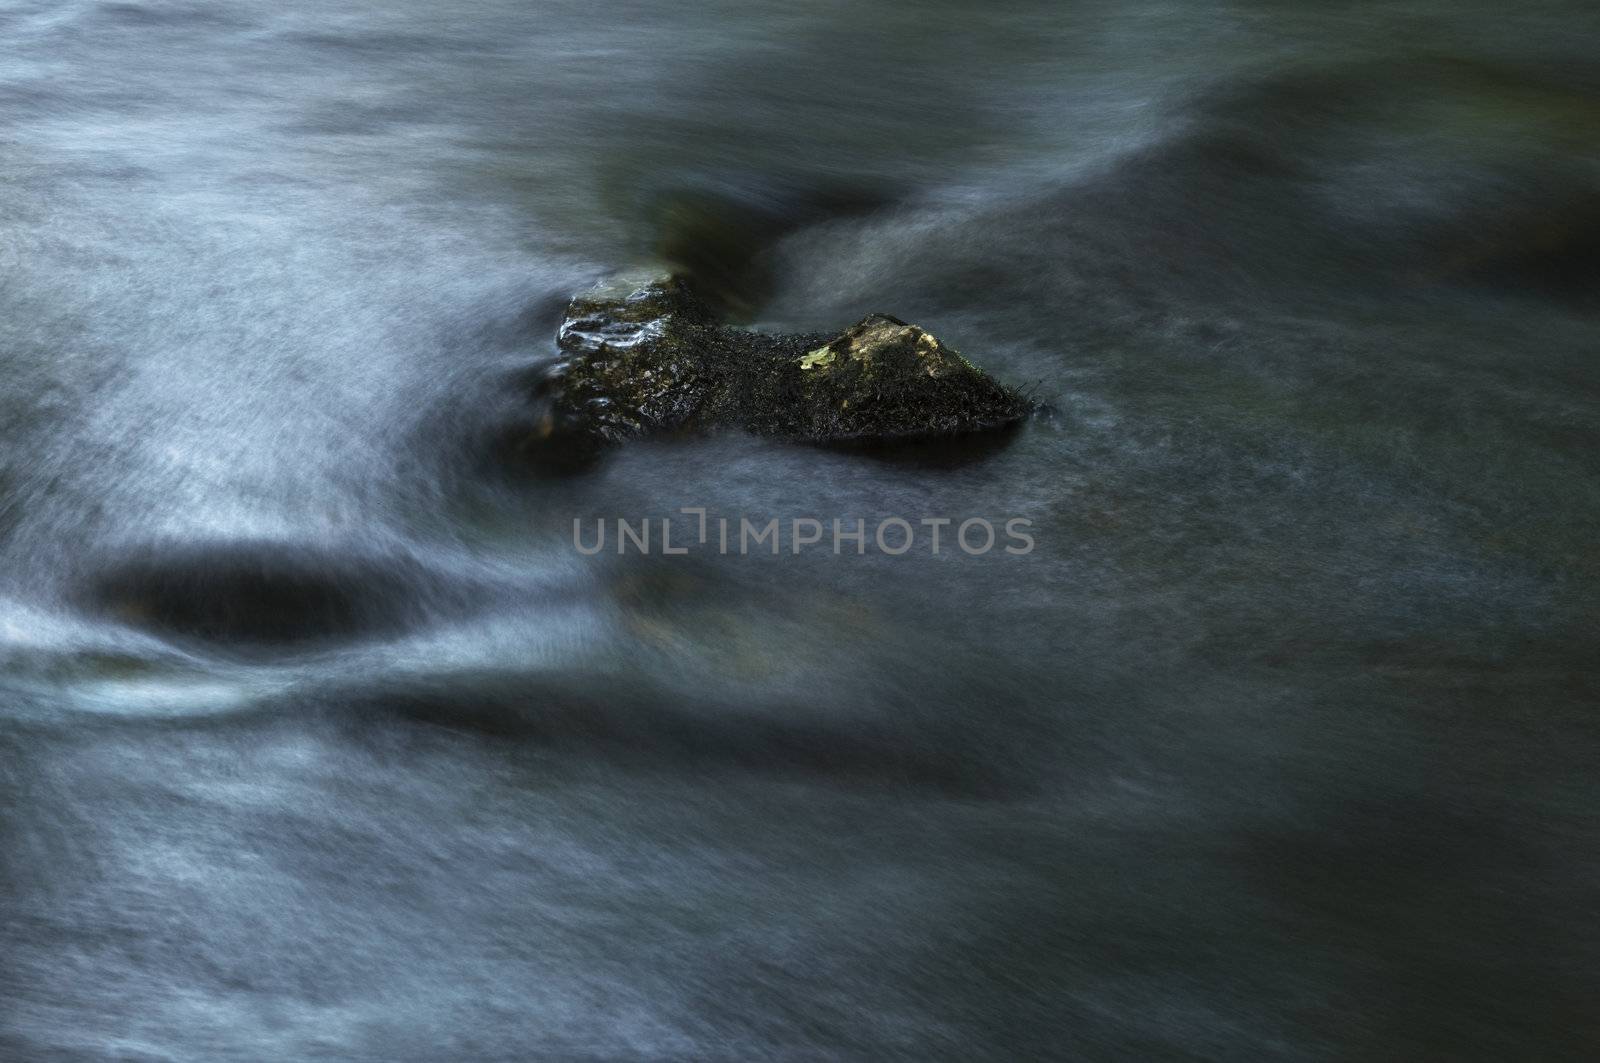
[2,1,1598,1058]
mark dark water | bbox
[3,1,1599,1058]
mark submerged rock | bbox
[530,271,1032,455]
[84,540,432,651]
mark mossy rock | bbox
[533,271,1032,456]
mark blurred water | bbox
[2,1,1599,1059]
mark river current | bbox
[2,1,1598,1059]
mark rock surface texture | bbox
[533,271,1032,454]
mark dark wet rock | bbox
[773,314,1033,440]
[1419,183,1600,298]
[84,540,430,651]
[522,270,1032,459]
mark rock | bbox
[780,314,1033,440]
[531,271,1032,455]
[546,269,722,445]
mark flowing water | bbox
[2,1,1599,1059]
